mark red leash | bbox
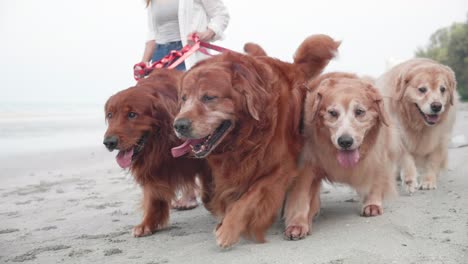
[133,34,233,81]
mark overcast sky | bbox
[1,0,467,104]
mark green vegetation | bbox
[416,14,468,101]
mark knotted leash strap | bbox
[133,34,233,81]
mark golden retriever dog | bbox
[104,69,212,237]
[376,58,457,191]
[284,73,398,240]
[171,34,340,248]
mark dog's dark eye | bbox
[440,86,446,93]
[106,112,112,119]
[355,109,365,117]
[418,87,427,93]
[328,110,339,118]
[202,95,217,103]
[128,112,138,119]
[182,95,187,101]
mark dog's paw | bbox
[284,224,309,241]
[404,179,418,194]
[132,224,154,237]
[361,204,383,217]
[214,223,240,249]
[171,197,198,210]
[419,177,437,190]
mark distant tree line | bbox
[416,13,468,101]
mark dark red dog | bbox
[104,69,212,237]
[172,34,339,247]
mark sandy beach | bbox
[0,106,467,264]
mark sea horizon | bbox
[0,101,107,157]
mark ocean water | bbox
[0,102,107,157]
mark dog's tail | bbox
[294,34,340,80]
[243,42,267,57]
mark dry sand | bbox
[1,111,467,264]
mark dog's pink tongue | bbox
[426,114,439,123]
[171,138,204,158]
[337,150,360,168]
[116,149,134,169]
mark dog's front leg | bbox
[283,164,320,241]
[361,177,385,217]
[420,143,447,190]
[132,183,171,237]
[400,150,419,194]
[214,169,290,248]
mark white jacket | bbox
[147,0,230,69]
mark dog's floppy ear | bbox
[305,85,322,123]
[366,84,390,126]
[375,98,390,126]
[304,77,336,123]
[231,61,270,121]
[306,89,323,123]
[395,72,411,101]
[443,65,457,106]
[308,76,336,92]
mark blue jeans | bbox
[152,41,186,71]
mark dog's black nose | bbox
[103,136,119,151]
[338,135,354,149]
[174,118,192,135]
[430,102,442,113]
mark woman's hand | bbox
[190,28,215,42]
[133,61,151,80]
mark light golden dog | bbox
[284,73,398,240]
[376,58,457,192]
